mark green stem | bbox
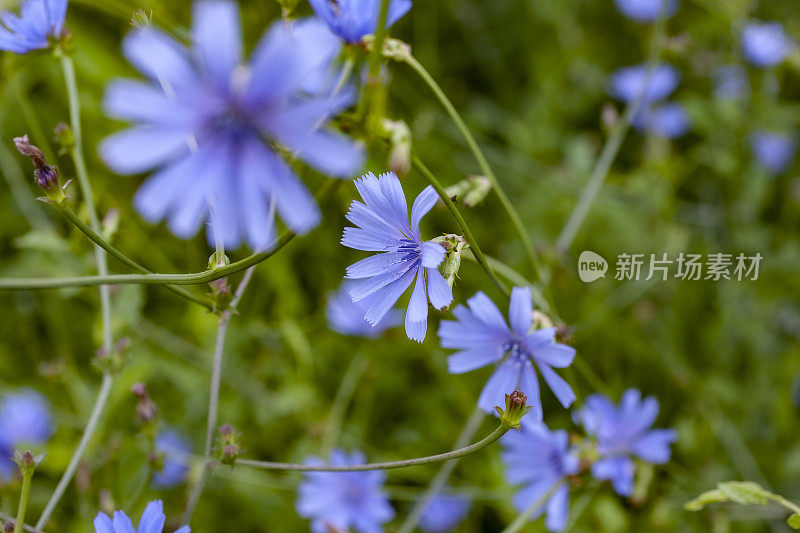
[36,54,117,531]
[321,352,370,454]
[14,471,32,533]
[500,481,564,533]
[362,0,391,131]
[57,206,213,309]
[0,179,341,290]
[555,4,667,252]
[181,267,256,526]
[400,53,547,286]
[238,420,510,472]
[412,156,508,296]
[397,407,485,533]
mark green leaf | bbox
[787,513,800,529]
[685,488,728,511]
[717,481,773,505]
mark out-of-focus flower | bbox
[0,389,52,480]
[326,280,401,338]
[713,65,749,99]
[152,430,191,488]
[574,389,676,496]
[752,131,797,175]
[101,1,363,250]
[309,0,412,43]
[94,500,190,533]
[742,22,795,67]
[438,286,576,419]
[501,424,579,532]
[614,0,676,23]
[609,63,680,105]
[0,0,67,54]
[341,171,452,342]
[296,449,394,533]
[418,492,471,533]
[632,102,689,138]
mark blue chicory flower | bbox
[574,389,677,496]
[501,424,579,532]
[296,449,394,533]
[751,130,797,175]
[632,102,689,138]
[609,63,680,105]
[742,22,795,68]
[713,65,749,100]
[614,0,677,23]
[341,171,453,342]
[0,0,67,54]
[94,500,189,533]
[101,1,363,250]
[309,0,412,44]
[418,492,471,533]
[152,430,192,488]
[0,389,52,480]
[438,286,576,419]
[326,280,401,338]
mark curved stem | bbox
[237,420,510,472]
[500,481,564,533]
[181,266,256,525]
[412,156,508,296]
[0,179,341,290]
[555,6,667,252]
[36,54,117,531]
[398,408,485,533]
[400,53,547,286]
[14,470,33,533]
[58,207,213,309]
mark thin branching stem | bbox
[0,179,341,290]
[399,53,547,286]
[35,54,116,531]
[412,156,508,296]
[237,420,511,472]
[14,470,33,533]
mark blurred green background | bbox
[2,0,800,531]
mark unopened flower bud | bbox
[13,135,68,205]
[13,450,44,476]
[53,123,74,155]
[208,251,230,270]
[532,310,554,330]
[4,521,14,532]
[495,390,532,430]
[102,208,120,241]
[131,382,158,424]
[601,104,619,131]
[433,234,467,289]
[216,424,244,466]
[443,175,491,208]
[94,337,131,373]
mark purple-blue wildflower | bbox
[326,280,401,338]
[574,389,676,496]
[632,102,689,138]
[614,0,677,23]
[418,492,471,533]
[438,286,576,419]
[742,22,795,68]
[0,389,52,480]
[341,171,452,342]
[609,63,680,105]
[152,430,191,489]
[501,424,579,532]
[94,500,189,533]
[309,0,412,44]
[752,130,797,175]
[296,449,394,533]
[0,0,67,54]
[713,65,749,99]
[101,1,363,250]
